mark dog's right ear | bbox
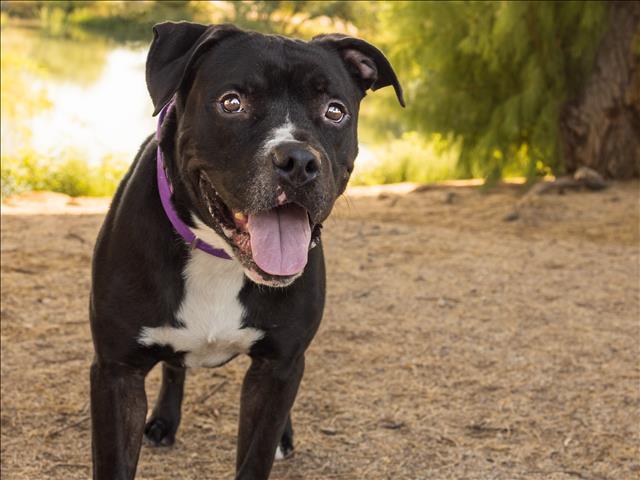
[146,21,241,116]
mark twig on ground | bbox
[46,415,90,439]
[196,380,228,403]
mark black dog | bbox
[89,21,403,480]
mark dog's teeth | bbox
[234,212,247,221]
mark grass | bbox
[1,150,128,199]
[351,132,462,186]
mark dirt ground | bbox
[1,182,639,480]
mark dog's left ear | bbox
[146,21,241,115]
[312,34,405,107]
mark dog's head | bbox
[147,22,403,286]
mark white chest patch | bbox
[139,243,264,368]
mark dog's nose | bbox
[272,146,320,187]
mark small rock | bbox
[503,211,519,222]
[379,420,405,430]
[574,166,607,190]
[443,191,457,204]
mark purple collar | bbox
[156,100,232,260]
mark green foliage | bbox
[223,1,363,36]
[1,151,128,198]
[352,132,460,186]
[0,31,53,152]
[0,1,612,189]
[1,25,108,85]
[1,1,212,43]
[0,43,51,121]
[379,1,607,180]
[68,1,213,43]
[1,1,362,42]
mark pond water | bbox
[3,26,158,164]
[28,47,154,164]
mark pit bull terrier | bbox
[89,21,403,480]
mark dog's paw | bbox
[144,417,177,447]
[275,443,294,461]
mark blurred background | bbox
[1,0,637,199]
[2,3,639,479]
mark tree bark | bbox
[560,1,640,179]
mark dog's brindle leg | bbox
[91,361,148,480]
[236,355,305,480]
[144,362,186,446]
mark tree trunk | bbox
[560,1,640,179]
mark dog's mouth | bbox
[199,173,321,285]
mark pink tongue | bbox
[247,204,311,276]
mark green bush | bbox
[1,150,128,198]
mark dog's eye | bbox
[220,94,243,113]
[325,103,346,122]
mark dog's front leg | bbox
[90,360,148,480]
[235,355,305,480]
